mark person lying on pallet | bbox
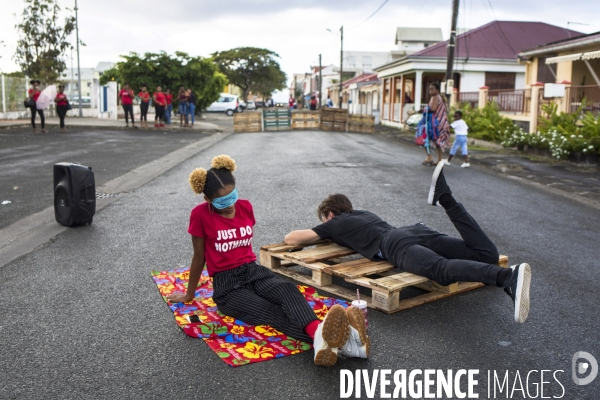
[166,154,370,367]
[284,161,532,324]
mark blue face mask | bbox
[211,188,238,210]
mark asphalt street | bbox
[1,130,599,399]
[0,126,221,229]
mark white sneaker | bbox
[340,306,370,358]
[461,162,470,168]
[443,159,451,166]
[313,304,349,367]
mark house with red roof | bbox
[375,21,581,127]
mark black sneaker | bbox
[427,161,452,206]
[504,263,532,323]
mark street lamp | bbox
[326,26,343,109]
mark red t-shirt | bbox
[188,199,257,276]
[289,98,294,107]
[166,94,173,105]
[154,92,166,106]
[28,89,41,101]
[119,89,134,105]
[138,92,150,103]
[56,93,68,107]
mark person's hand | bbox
[166,292,193,303]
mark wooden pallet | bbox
[348,114,375,133]
[233,112,262,132]
[291,111,320,130]
[263,109,291,131]
[259,241,508,314]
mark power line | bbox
[348,0,390,30]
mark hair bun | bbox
[211,155,236,172]
[189,168,207,194]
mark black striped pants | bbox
[212,262,319,343]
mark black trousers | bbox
[122,104,134,124]
[140,102,149,121]
[154,105,164,122]
[30,108,45,129]
[212,262,319,343]
[380,203,502,287]
[56,105,67,128]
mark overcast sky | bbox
[1,0,599,84]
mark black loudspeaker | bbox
[54,162,96,226]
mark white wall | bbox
[515,73,525,89]
[459,72,486,92]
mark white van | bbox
[205,93,240,116]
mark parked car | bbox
[405,112,423,130]
[205,93,240,116]
[70,96,92,108]
[245,101,257,110]
[255,101,264,108]
[238,100,247,111]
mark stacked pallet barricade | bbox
[320,108,348,132]
[233,111,262,133]
[347,114,375,133]
[291,110,320,130]
[263,109,291,131]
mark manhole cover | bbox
[95,192,122,199]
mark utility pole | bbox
[75,0,83,117]
[339,26,344,109]
[445,0,459,103]
[70,47,74,100]
[318,54,322,109]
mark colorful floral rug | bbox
[151,266,349,367]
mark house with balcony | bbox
[518,31,600,116]
[375,21,580,128]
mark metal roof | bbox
[411,21,581,59]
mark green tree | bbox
[99,51,227,111]
[13,0,77,84]
[211,47,287,101]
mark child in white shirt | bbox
[446,110,470,168]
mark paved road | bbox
[1,131,598,399]
[0,127,218,229]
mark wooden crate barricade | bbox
[260,241,509,314]
[233,111,262,133]
[291,110,320,130]
[320,108,348,132]
[263,108,291,131]
[348,114,375,134]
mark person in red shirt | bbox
[118,83,136,128]
[27,79,46,133]
[152,86,167,128]
[164,88,173,125]
[167,155,370,367]
[53,84,69,132]
[288,94,295,111]
[138,85,151,128]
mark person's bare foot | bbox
[33,129,38,133]
[42,129,47,133]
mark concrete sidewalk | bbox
[0,116,221,132]
[376,125,600,210]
